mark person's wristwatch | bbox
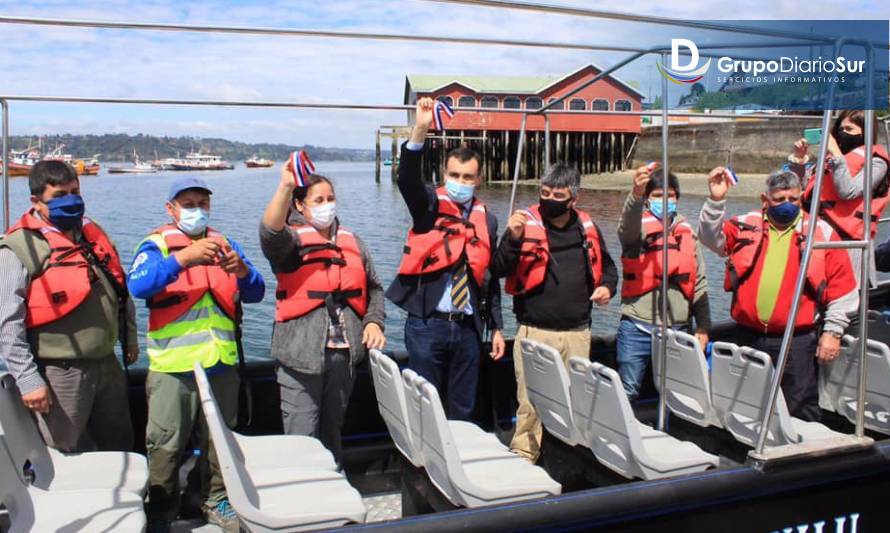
[825,330,843,339]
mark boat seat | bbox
[652,329,722,428]
[194,363,367,532]
[568,356,598,447]
[820,335,890,435]
[0,434,146,532]
[0,373,148,496]
[710,342,842,447]
[369,349,424,466]
[520,339,585,447]
[368,350,500,468]
[586,362,718,480]
[406,371,561,508]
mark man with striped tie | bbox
[386,97,505,421]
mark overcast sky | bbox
[1,0,888,149]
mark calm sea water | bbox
[5,162,822,368]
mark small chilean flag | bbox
[724,166,740,186]
[432,100,455,131]
[646,161,660,172]
[289,150,315,187]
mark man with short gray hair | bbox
[699,166,858,421]
[493,163,617,462]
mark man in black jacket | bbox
[493,163,618,463]
[386,97,505,421]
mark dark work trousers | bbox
[277,348,355,468]
[737,327,821,422]
[404,315,480,421]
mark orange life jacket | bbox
[804,144,890,239]
[145,224,239,331]
[505,205,603,296]
[275,224,368,322]
[621,212,697,302]
[6,210,126,328]
[724,210,833,333]
[396,187,491,287]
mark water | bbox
[5,162,769,367]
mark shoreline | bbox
[490,169,768,199]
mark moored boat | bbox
[170,152,234,171]
[108,150,157,174]
[245,155,274,168]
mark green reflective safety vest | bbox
[140,229,239,373]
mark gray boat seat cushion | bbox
[0,373,148,495]
[568,356,598,446]
[520,338,585,447]
[194,363,367,532]
[821,335,890,435]
[0,434,146,532]
[710,342,842,448]
[587,362,718,480]
[652,329,721,428]
[369,349,423,466]
[405,371,560,508]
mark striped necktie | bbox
[450,261,469,311]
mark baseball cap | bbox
[168,176,213,202]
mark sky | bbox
[0,0,888,149]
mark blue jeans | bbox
[615,318,653,401]
[404,315,480,421]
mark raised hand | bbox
[507,210,529,240]
[792,138,809,160]
[415,97,434,131]
[707,166,730,202]
[632,164,654,198]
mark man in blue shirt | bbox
[128,176,264,533]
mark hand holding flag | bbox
[723,166,740,187]
[288,150,316,187]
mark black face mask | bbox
[539,197,572,219]
[836,130,864,154]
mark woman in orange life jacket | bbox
[789,110,890,286]
[259,163,385,466]
[615,165,710,401]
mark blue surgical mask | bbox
[46,194,85,231]
[177,207,209,236]
[767,201,800,226]
[445,179,475,205]
[648,198,677,220]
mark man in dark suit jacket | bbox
[386,97,505,421]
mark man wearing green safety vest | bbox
[128,176,265,533]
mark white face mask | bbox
[177,207,209,236]
[308,202,336,230]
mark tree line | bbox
[10,134,382,162]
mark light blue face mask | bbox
[177,207,210,236]
[445,179,475,205]
[649,198,677,220]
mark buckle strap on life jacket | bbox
[147,293,189,309]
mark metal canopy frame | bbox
[1,2,886,464]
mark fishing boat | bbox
[42,144,101,176]
[383,157,393,166]
[0,147,41,176]
[170,152,234,171]
[245,155,274,168]
[108,150,157,174]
